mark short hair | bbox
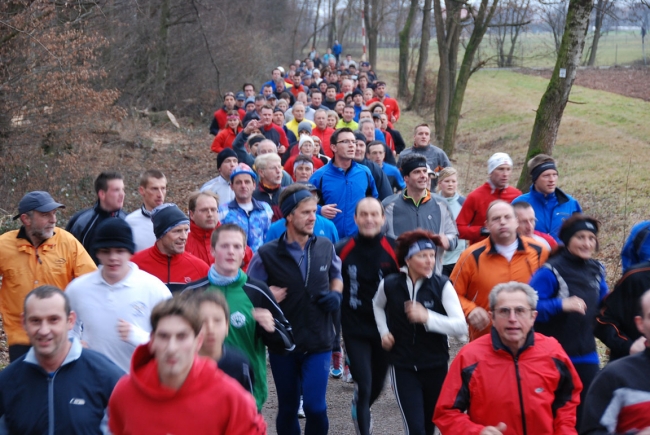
[355,197,384,216]
[437,167,457,184]
[395,229,441,267]
[139,169,166,188]
[279,183,317,214]
[327,110,339,120]
[260,104,273,113]
[255,152,281,171]
[188,190,219,213]
[192,290,230,323]
[94,171,123,194]
[326,84,338,91]
[330,127,354,146]
[292,101,305,110]
[512,201,533,212]
[211,223,247,249]
[343,104,355,112]
[527,154,555,173]
[150,296,203,337]
[24,285,71,318]
[367,140,385,152]
[294,154,313,165]
[414,123,430,132]
[486,200,513,220]
[488,281,538,311]
[314,109,327,118]
[242,83,255,91]
[254,95,266,103]
[280,92,291,100]
[359,118,374,129]
[311,90,322,96]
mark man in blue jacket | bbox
[512,154,582,243]
[0,285,123,434]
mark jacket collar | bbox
[24,337,83,371]
[487,235,526,255]
[490,327,535,357]
[529,185,570,205]
[189,220,212,240]
[16,225,56,247]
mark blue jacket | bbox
[309,161,378,238]
[219,199,273,252]
[512,186,581,243]
[332,44,342,56]
[265,215,339,243]
[381,163,406,192]
[621,220,650,272]
[0,339,123,435]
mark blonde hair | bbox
[437,167,458,188]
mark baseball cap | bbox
[13,191,65,220]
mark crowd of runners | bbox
[0,47,649,435]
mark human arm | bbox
[550,351,582,434]
[71,238,98,277]
[245,277,295,353]
[374,167,393,201]
[209,116,220,135]
[423,281,468,337]
[439,199,459,251]
[455,194,486,243]
[231,130,255,166]
[388,127,406,155]
[529,267,564,322]
[579,367,621,435]
[392,99,401,122]
[211,130,227,153]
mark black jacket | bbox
[66,202,127,264]
[358,158,392,201]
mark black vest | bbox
[257,236,334,353]
[382,272,450,370]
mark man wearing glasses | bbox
[434,281,582,433]
[309,127,378,238]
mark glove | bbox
[316,291,342,312]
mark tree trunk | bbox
[312,0,322,50]
[410,0,433,109]
[587,0,605,66]
[364,0,382,68]
[398,0,419,99]
[154,0,171,104]
[517,0,594,191]
[442,0,499,157]
[328,0,338,48]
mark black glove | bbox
[317,292,342,312]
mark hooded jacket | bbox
[130,244,209,293]
[108,345,266,435]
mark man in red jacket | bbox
[131,203,209,293]
[365,81,400,123]
[108,297,266,435]
[456,152,522,246]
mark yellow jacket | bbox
[0,227,96,346]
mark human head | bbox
[342,105,355,123]
[413,124,431,148]
[15,191,65,246]
[259,105,273,126]
[293,102,306,122]
[559,214,599,259]
[262,84,273,98]
[195,291,230,359]
[368,102,385,115]
[353,131,367,161]
[366,141,386,166]
[138,169,167,211]
[279,184,317,236]
[210,223,247,276]
[258,139,278,156]
[635,289,650,341]
[359,118,375,142]
[400,154,429,193]
[223,92,236,110]
[235,92,245,108]
[373,113,382,129]
[395,230,442,279]
[226,110,241,130]
[188,191,219,230]
[247,134,264,157]
[298,135,315,157]
[513,202,536,238]
[152,203,190,256]
[379,113,389,130]
[230,163,257,203]
[326,111,339,129]
[341,79,353,94]
[488,152,514,190]
[255,153,283,188]
[489,281,538,353]
[354,197,385,238]
[272,108,285,126]
[486,200,519,246]
[334,100,346,117]
[330,128,357,163]
[437,167,458,198]
[528,154,558,195]
[358,110,372,121]
[363,88,374,103]
[375,81,387,98]
[314,109,328,130]
[352,89,364,106]
[311,90,323,108]
[254,95,266,113]
[243,83,255,97]
[274,78,285,93]
[326,84,337,100]
[95,171,125,212]
[271,68,282,81]
[276,99,288,112]
[217,148,238,179]
[293,154,314,183]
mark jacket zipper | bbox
[48,371,59,435]
[513,357,528,435]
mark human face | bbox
[311,93,323,107]
[244,85,255,97]
[341,80,353,93]
[293,105,305,122]
[491,290,537,354]
[327,115,338,129]
[254,99,265,113]
[150,315,200,389]
[276,81,285,92]
[359,111,371,121]
[262,86,273,98]
[376,84,386,98]
[374,117,382,130]
[139,177,167,211]
[287,199,317,237]
[260,161,283,187]
[332,132,357,161]
[158,224,189,255]
[99,179,125,211]
[489,164,512,190]
[211,229,246,276]
[414,126,431,148]
[405,167,429,192]
[486,203,518,245]
[438,174,457,198]
[227,116,240,130]
[96,247,132,284]
[372,105,384,115]
[23,293,75,365]
[23,209,57,245]
[199,301,228,358]
[567,229,597,260]
[354,199,385,237]
[335,101,346,116]
[260,108,273,126]
[353,94,363,106]
[319,82,328,93]
[277,100,288,112]
[224,96,235,110]
[219,157,238,179]
[361,123,375,141]
[367,144,385,166]
[232,174,255,202]
[354,140,366,161]
[245,102,255,112]
[272,69,281,80]
[406,249,436,280]
[326,88,336,100]
[515,207,536,238]
[635,292,650,341]
[314,111,327,129]
[363,88,374,102]
[300,140,314,156]
[272,111,284,126]
[190,196,218,230]
[380,114,389,129]
[294,164,314,183]
[534,169,558,195]
[343,107,355,122]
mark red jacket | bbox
[211,126,242,153]
[434,330,582,434]
[109,344,266,435]
[366,97,401,122]
[290,84,306,98]
[213,107,245,130]
[185,221,253,271]
[312,127,335,157]
[263,123,289,149]
[455,182,522,245]
[283,154,324,179]
[131,244,209,293]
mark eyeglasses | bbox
[336,139,355,145]
[494,307,533,319]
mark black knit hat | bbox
[217,148,238,169]
[93,218,135,255]
[152,204,189,240]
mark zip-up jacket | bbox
[0,338,124,435]
[131,244,209,293]
[621,220,650,272]
[451,235,548,340]
[595,262,650,362]
[0,227,96,346]
[358,158,393,201]
[433,329,582,434]
[455,182,521,245]
[66,202,127,263]
[209,106,245,136]
[383,190,459,276]
[311,126,335,157]
[252,184,283,222]
[218,198,273,252]
[512,186,582,243]
[211,125,242,153]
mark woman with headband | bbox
[373,229,467,435]
[211,110,243,153]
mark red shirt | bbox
[312,127,335,157]
[283,154,325,179]
[211,126,242,153]
[366,97,401,122]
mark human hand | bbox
[270,286,288,303]
[381,333,395,350]
[439,234,450,250]
[468,307,490,331]
[561,296,587,314]
[244,120,259,134]
[405,301,428,324]
[117,319,131,341]
[81,340,90,348]
[321,204,341,219]
[480,423,507,435]
[317,291,342,312]
[630,336,647,355]
[278,145,287,154]
[390,114,397,124]
[252,308,275,333]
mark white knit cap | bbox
[487,152,513,174]
[299,135,315,149]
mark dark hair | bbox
[191,291,230,324]
[150,296,202,336]
[327,84,337,91]
[280,91,291,100]
[279,183,315,208]
[330,127,354,146]
[242,83,255,91]
[262,84,273,91]
[294,154,313,165]
[254,95,266,102]
[344,104,355,111]
[188,190,219,213]
[527,154,555,173]
[94,171,123,194]
[414,123,430,132]
[310,90,322,96]
[395,229,442,267]
[211,223,247,249]
[138,169,166,188]
[24,285,71,318]
[512,201,532,211]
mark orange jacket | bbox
[450,236,548,340]
[0,227,96,346]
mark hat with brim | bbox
[13,191,65,220]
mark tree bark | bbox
[410,0,432,109]
[363,0,382,68]
[517,0,594,191]
[587,0,606,66]
[328,0,338,48]
[398,0,419,99]
[154,0,171,104]
[312,0,322,50]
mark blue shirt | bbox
[265,215,339,243]
[381,163,406,191]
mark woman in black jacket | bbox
[373,229,467,435]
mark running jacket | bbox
[66,202,127,263]
[434,329,582,434]
[218,198,273,252]
[131,244,209,293]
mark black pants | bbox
[9,345,30,362]
[442,263,456,278]
[345,334,389,435]
[390,365,448,435]
[574,363,599,429]
[331,308,341,353]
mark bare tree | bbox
[398,0,419,99]
[585,0,616,66]
[540,0,569,55]
[410,0,434,108]
[491,0,532,67]
[363,0,388,68]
